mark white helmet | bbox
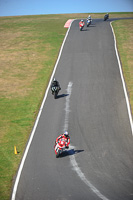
[64,131,69,137]
[81,19,83,22]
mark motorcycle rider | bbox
[87,15,92,24]
[51,78,61,94]
[106,13,109,18]
[55,131,70,149]
[79,19,85,29]
[87,15,91,20]
[104,13,109,20]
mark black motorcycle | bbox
[51,86,59,99]
[104,14,109,21]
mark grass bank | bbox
[0,12,132,200]
[112,19,133,115]
[0,14,67,200]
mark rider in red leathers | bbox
[79,19,85,29]
[55,131,70,149]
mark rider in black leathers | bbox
[51,78,61,94]
[104,13,109,21]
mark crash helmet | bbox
[64,131,69,137]
[81,19,83,22]
[53,78,56,82]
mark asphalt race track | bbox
[12,19,133,200]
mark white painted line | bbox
[110,22,133,135]
[63,82,73,132]
[64,84,109,200]
[11,20,75,200]
[70,152,109,200]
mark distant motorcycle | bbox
[104,14,109,21]
[87,19,92,27]
[54,138,67,158]
[51,86,59,99]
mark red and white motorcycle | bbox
[79,21,85,31]
[54,138,67,158]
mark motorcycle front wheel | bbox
[54,91,58,99]
[56,150,60,158]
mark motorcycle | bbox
[104,14,109,21]
[86,19,92,27]
[51,86,59,99]
[79,23,84,31]
[54,138,67,158]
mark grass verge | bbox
[0,14,67,200]
[0,13,132,200]
[112,19,133,115]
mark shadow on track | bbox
[89,24,96,27]
[80,29,88,31]
[59,149,84,158]
[56,94,69,99]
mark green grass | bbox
[0,12,133,200]
[112,19,133,115]
[0,14,67,200]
